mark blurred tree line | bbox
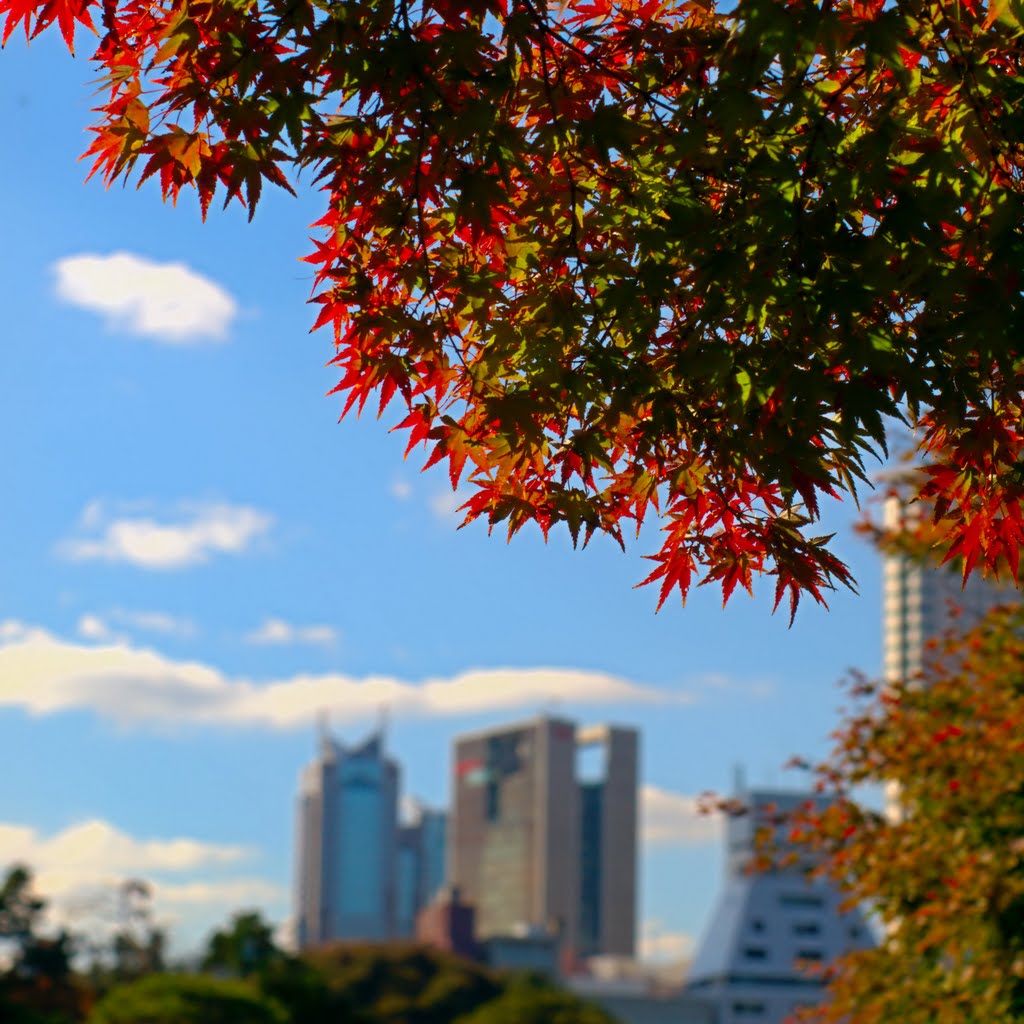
[0,866,617,1024]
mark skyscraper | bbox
[396,805,448,939]
[577,725,638,958]
[294,727,400,947]
[882,496,1011,683]
[449,715,638,958]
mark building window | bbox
[751,918,765,933]
[780,893,824,909]
[485,780,500,822]
[796,949,824,961]
[793,922,821,936]
[732,1001,766,1016]
[743,947,767,960]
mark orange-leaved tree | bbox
[785,600,1024,1022]
[5,0,1024,615]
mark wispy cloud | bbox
[691,672,777,701]
[76,614,125,644]
[641,785,723,847]
[429,487,472,521]
[244,618,338,649]
[0,620,681,731]
[0,818,282,945]
[77,610,196,645]
[108,609,197,639]
[53,252,237,343]
[0,820,249,881]
[57,500,273,570]
[151,878,285,910]
[390,478,413,501]
[639,919,696,964]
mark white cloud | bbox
[430,487,472,521]
[0,820,248,879]
[77,615,111,641]
[691,672,777,701]
[53,252,237,342]
[400,794,424,826]
[0,621,680,731]
[0,819,282,951]
[639,919,696,964]
[57,500,272,570]
[390,478,413,501]
[274,916,297,954]
[244,618,338,648]
[151,878,285,909]
[641,785,723,847]
[76,614,127,645]
[0,819,252,913]
[108,609,197,638]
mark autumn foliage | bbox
[5,0,1024,614]
[785,602,1024,1022]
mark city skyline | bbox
[2,32,883,963]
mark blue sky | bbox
[0,34,882,963]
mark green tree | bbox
[6,0,1024,614]
[203,911,279,978]
[87,974,286,1024]
[256,955,343,1024]
[454,976,618,1024]
[0,866,45,951]
[298,944,503,1024]
[0,866,80,1024]
[788,600,1024,1022]
[0,865,74,983]
[109,881,165,982]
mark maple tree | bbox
[778,598,1024,1022]
[4,0,1024,614]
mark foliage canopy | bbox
[86,973,287,1024]
[202,910,279,977]
[5,0,1024,614]
[789,601,1024,1022]
[453,975,618,1024]
[297,942,504,1023]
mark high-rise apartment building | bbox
[449,716,638,958]
[882,496,1011,683]
[687,788,873,1024]
[294,727,400,947]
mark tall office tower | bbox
[450,716,638,958]
[577,725,638,959]
[686,789,874,1024]
[396,806,448,939]
[882,496,1011,683]
[294,727,400,948]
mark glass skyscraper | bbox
[294,728,400,947]
[396,806,448,939]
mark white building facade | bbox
[882,495,1012,684]
[686,789,873,1024]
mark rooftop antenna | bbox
[317,708,331,754]
[732,762,747,799]
[378,702,390,748]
